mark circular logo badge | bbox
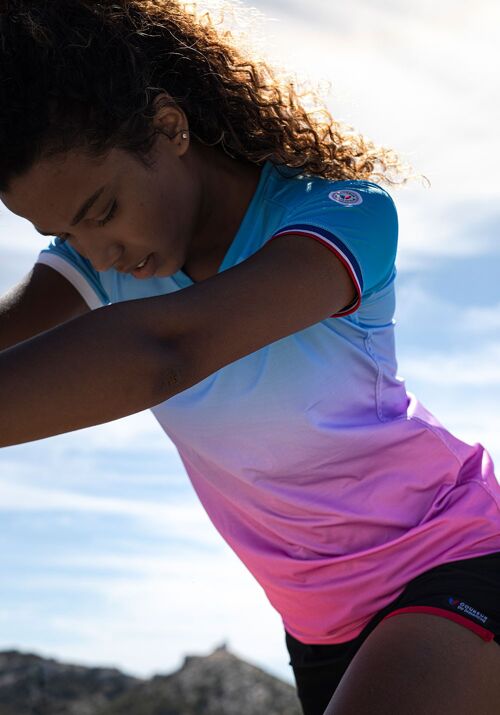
[328,190,363,206]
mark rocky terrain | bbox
[0,645,301,715]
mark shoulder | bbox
[266,163,396,214]
[263,168,399,301]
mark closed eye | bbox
[55,200,118,243]
[97,200,118,227]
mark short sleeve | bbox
[36,238,110,309]
[265,180,398,317]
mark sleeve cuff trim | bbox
[267,225,363,318]
[36,252,105,310]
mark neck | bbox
[182,145,263,282]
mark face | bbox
[0,118,203,279]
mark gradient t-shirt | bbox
[37,161,500,644]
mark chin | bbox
[154,260,177,278]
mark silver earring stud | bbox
[181,130,188,140]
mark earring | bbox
[181,130,188,140]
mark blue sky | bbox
[0,0,499,684]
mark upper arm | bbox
[0,263,90,351]
[152,181,397,389]
[151,232,356,388]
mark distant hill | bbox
[0,645,302,715]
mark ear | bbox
[151,92,190,156]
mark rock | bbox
[0,647,301,715]
[0,650,140,715]
[100,647,301,715]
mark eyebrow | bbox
[34,185,107,237]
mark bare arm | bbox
[0,234,356,447]
[0,263,90,351]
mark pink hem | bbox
[382,605,495,642]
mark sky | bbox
[0,0,499,685]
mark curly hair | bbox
[0,0,422,192]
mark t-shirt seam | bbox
[363,333,386,422]
[263,195,293,214]
[470,480,500,516]
[408,415,466,468]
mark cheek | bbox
[123,202,175,258]
[130,175,196,248]
[151,193,191,242]
[121,198,161,240]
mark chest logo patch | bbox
[328,189,363,206]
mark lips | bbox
[135,256,148,270]
[131,253,156,279]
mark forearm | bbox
[0,299,185,447]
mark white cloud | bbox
[461,302,500,333]
[395,190,500,269]
[248,0,500,195]
[68,410,177,452]
[0,478,217,540]
[3,542,292,682]
[393,276,500,466]
[399,342,500,386]
[395,273,500,348]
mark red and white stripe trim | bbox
[267,228,362,318]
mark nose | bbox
[75,237,124,272]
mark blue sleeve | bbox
[266,180,398,317]
[36,237,110,309]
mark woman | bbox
[1,1,499,713]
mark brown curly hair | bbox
[0,0,422,191]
